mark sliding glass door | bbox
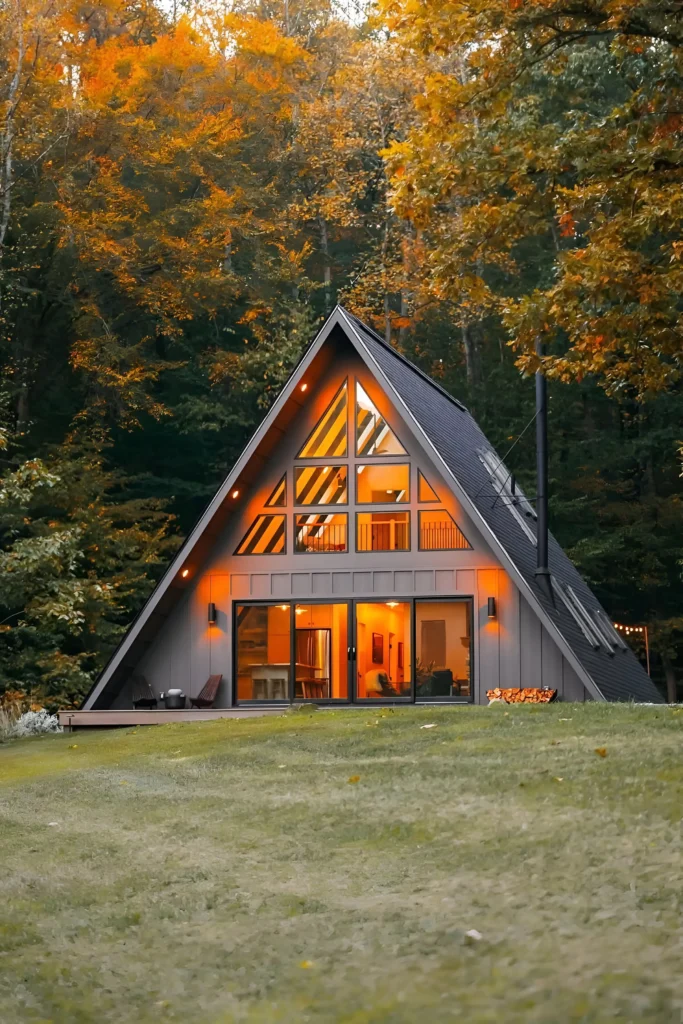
[234,598,473,704]
[235,602,350,703]
[354,602,412,700]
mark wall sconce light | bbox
[487,597,497,619]
[208,602,217,624]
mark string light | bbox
[613,622,646,634]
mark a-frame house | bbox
[79,306,662,718]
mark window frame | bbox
[234,513,287,556]
[294,512,349,555]
[355,510,411,553]
[355,462,411,505]
[294,464,348,507]
[297,379,349,459]
[417,508,472,551]
[355,379,407,458]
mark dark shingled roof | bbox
[341,308,662,703]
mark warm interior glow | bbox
[355,602,411,698]
[356,463,409,503]
[416,600,471,698]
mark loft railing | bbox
[357,521,410,552]
[419,524,470,550]
[295,522,347,553]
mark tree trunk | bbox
[462,322,478,388]
[663,656,678,704]
[319,217,331,313]
[0,5,25,256]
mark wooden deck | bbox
[58,707,286,730]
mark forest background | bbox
[0,0,681,706]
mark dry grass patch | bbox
[0,704,682,1023]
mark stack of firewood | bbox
[486,687,557,704]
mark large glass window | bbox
[355,602,412,698]
[357,511,410,552]
[419,510,471,551]
[235,604,291,701]
[235,514,286,555]
[294,465,347,506]
[298,380,348,458]
[415,601,471,699]
[355,382,406,456]
[418,470,439,502]
[294,604,348,699]
[295,513,347,553]
[356,463,409,503]
[265,474,286,508]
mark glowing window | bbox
[419,510,471,550]
[356,464,409,504]
[418,470,439,502]
[356,382,406,456]
[295,513,347,553]
[235,514,286,555]
[265,474,286,507]
[298,381,348,458]
[357,511,410,552]
[294,466,347,506]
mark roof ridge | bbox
[337,306,469,414]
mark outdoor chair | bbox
[131,675,157,709]
[190,674,223,709]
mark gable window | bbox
[357,511,410,552]
[265,474,286,508]
[478,448,537,544]
[298,380,348,458]
[295,466,347,506]
[355,382,406,456]
[419,510,471,551]
[295,513,348,553]
[418,470,439,502]
[356,463,409,504]
[235,514,286,555]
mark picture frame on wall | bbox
[372,632,384,664]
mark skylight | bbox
[552,579,612,652]
[478,448,537,544]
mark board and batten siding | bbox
[117,347,587,707]
[123,566,586,707]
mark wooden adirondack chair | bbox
[190,674,222,709]
[131,675,157,709]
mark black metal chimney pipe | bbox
[535,338,551,594]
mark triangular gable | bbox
[83,305,661,709]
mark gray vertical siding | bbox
[109,348,587,706]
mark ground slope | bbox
[1,705,682,1023]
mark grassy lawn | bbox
[1,704,682,1023]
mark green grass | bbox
[1,704,682,1023]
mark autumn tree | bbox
[380,0,683,398]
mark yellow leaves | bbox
[347,775,361,784]
[595,747,608,758]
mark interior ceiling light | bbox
[181,569,189,578]
[386,601,399,608]
[300,383,308,392]
[231,489,239,499]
